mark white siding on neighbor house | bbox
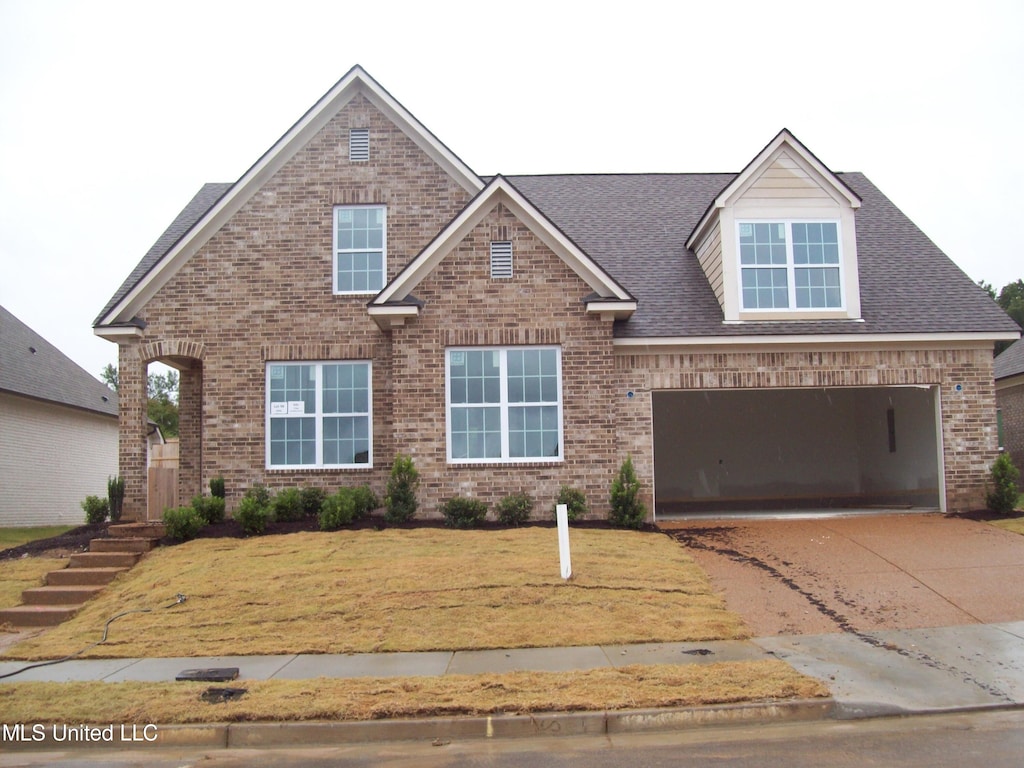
[0,392,118,526]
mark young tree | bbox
[997,279,1024,330]
[100,364,180,437]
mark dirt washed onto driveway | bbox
[659,513,1024,637]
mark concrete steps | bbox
[46,567,128,586]
[0,523,165,628]
[21,585,106,605]
[68,552,141,569]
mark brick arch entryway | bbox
[117,338,205,521]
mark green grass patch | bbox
[0,526,74,550]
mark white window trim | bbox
[736,219,847,312]
[445,346,564,464]
[265,361,373,469]
[333,205,387,295]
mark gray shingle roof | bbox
[94,183,233,326]
[506,173,1019,338]
[100,173,1018,340]
[1,305,118,417]
[995,338,1024,379]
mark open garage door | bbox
[653,387,941,515]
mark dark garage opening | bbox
[653,387,941,515]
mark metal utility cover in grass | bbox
[176,667,239,682]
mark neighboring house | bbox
[0,305,119,526]
[94,66,1020,522]
[995,338,1024,471]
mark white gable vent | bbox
[490,241,513,279]
[349,128,369,161]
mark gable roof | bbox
[687,128,861,251]
[95,182,233,327]
[996,338,1024,380]
[371,175,634,322]
[1,305,118,417]
[95,65,483,330]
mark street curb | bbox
[2,699,835,751]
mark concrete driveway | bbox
[659,513,1024,637]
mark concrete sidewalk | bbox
[3,623,1023,720]
[0,637,768,683]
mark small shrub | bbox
[210,477,226,499]
[986,453,1021,516]
[351,485,380,519]
[163,506,205,541]
[107,476,125,523]
[385,454,419,523]
[301,487,327,518]
[319,488,357,531]
[496,492,533,527]
[554,485,588,522]
[236,496,272,536]
[272,488,305,522]
[609,456,647,529]
[442,497,488,529]
[245,484,272,507]
[190,495,226,525]
[81,495,109,525]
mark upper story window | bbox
[739,221,843,310]
[349,128,369,161]
[334,205,386,294]
[446,347,563,463]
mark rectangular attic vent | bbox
[490,241,512,279]
[349,129,369,161]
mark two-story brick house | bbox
[94,66,1020,522]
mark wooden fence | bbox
[148,439,179,521]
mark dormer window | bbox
[739,221,843,310]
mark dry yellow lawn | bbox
[0,557,63,612]
[0,661,826,724]
[991,516,1024,536]
[4,528,747,660]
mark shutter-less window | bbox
[349,129,369,161]
[490,241,513,279]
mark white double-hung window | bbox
[266,362,371,468]
[446,347,563,463]
[334,205,385,294]
[739,221,843,310]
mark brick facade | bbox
[388,203,622,516]
[120,94,472,511]
[108,77,1006,522]
[997,376,1024,472]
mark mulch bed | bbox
[1,517,653,559]
[0,523,112,562]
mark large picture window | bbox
[446,347,563,463]
[334,205,385,294]
[739,221,843,310]
[266,362,371,468]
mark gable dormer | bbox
[687,130,862,323]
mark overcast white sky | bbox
[1,0,1021,381]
